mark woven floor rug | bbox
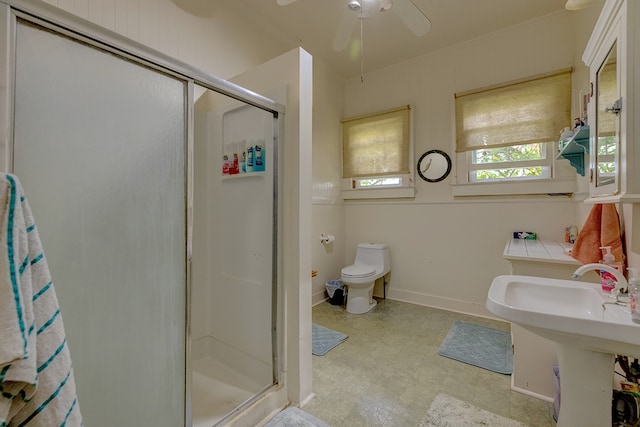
[437,320,512,374]
[419,393,526,427]
[263,407,329,427]
[312,323,348,356]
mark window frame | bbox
[452,69,578,196]
[341,105,415,199]
[467,142,553,183]
[453,146,578,197]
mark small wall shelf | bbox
[557,126,589,176]
[221,171,265,180]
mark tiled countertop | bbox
[503,239,579,265]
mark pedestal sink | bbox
[487,275,640,427]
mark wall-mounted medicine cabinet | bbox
[583,0,640,202]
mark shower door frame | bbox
[0,1,285,425]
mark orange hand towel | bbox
[571,203,624,266]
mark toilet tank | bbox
[355,243,391,275]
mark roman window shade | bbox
[342,105,411,178]
[455,69,572,153]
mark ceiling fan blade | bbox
[276,0,297,5]
[332,9,357,51]
[392,0,431,36]
[564,0,594,10]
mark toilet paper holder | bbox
[320,234,335,244]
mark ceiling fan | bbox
[276,0,432,52]
[564,0,596,10]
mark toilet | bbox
[341,243,391,314]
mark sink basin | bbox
[487,275,640,427]
[487,275,640,355]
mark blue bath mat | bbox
[437,320,512,374]
[312,323,348,356]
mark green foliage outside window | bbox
[473,143,545,180]
[597,136,616,174]
[359,177,401,187]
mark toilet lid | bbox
[342,264,376,278]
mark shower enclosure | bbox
[0,1,284,426]
[191,86,279,426]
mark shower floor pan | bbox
[192,357,262,427]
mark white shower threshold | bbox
[192,357,262,427]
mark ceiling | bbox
[220,0,578,80]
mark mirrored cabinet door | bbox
[594,41,619,193]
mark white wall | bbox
[311,59,346,304]
[342,8,605,317]
[624,204,640,269]
[39,0,292,80]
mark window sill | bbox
[451,177,577,197]
[341,187,416,200]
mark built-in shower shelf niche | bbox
[221,140,266,177]
[556,126,589,176]
[222,105,268,177]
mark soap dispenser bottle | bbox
[599,246,623,293]
[628,268,640,324]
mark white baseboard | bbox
[511,376,554,402]
[312,291,328,306]
[299,392,316,408]
[386,287,499,320]
[314,285,504,322]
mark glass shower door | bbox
[12,18,187,427]
[191,86,278,426]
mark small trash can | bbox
[325,279,346,306]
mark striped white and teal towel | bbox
[0,174,82,426]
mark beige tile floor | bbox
[303,299,556,427]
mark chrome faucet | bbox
[572,263,628,293]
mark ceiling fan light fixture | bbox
[347,0,362,12]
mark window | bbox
[453,69,576,196]
[341,105,414,199]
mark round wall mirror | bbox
[417,150,451,182]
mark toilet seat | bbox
[341,264,376,278]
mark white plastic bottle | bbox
[599,246,623,293]
[628,268,640,324]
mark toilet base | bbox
[346,295,377,314]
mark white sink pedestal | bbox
[487,275,640,427]
[555,343,614,427]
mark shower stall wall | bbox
[0,1,286,426]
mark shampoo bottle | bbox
[628,268,640,324]
[246,145,254,173]
[599,246,623,293]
